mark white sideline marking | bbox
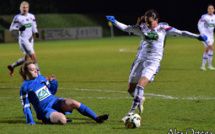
[119,49,136,53]
[1,87,215,100]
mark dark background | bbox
[1,0,215,32]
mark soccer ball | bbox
[124,113,141,128]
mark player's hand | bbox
[48,75,56,81]
[35,33,39,38]
[198,34,207,41]
[19,25,26,31]
[106,16,116,24]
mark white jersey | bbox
[198,14,215,38]
[114,21,199,61]
[10,13,38,39]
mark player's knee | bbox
[67,99,80,109]
[50,112,67,125]
[138,77,149,87]
[57,114,67,125]
[59,116,67,125]
[205,47,210,52]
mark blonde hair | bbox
[20,1,29,11]
[19,60,35,80]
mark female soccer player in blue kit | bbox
[19,61,109,125]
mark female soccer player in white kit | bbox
[198,4,215,71]
[106,9,208,120]
[8,1,40,76]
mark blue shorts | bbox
[41,97,64,124]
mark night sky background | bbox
[1,0,215,32]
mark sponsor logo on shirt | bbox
[24,23,32,28]
[145,32,159,41]
[208,24,215,27]
[35,86,51,101]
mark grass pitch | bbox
[0,36,214,134]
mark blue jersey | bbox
[20,75,58,124]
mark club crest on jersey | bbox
[145,32,159,41]
[35,86,51,101]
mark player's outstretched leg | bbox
[129,85,144,113]
[122,97,145,122]
[95,114,110,123]
[122,85,144,121]
[60,99,109,123]
[77,103,109,123]
[7,65,14,76]
[7,58,25,76]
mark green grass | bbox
[0,36,215,134]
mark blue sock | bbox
[65,110,73,115]
[77,103,98,120]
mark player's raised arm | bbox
[106,16,144,36]
[165,27,209,46]
[20,87,36,125]
[46,75,58,95]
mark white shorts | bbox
[129,59,160,83]
[203,35,214,47]
[19,37,35,56]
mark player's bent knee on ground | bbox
[50,112,67,125]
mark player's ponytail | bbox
[136,16,145,26]
[19,60,35,80]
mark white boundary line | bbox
[119,48,136,53]
[1,87,215,100]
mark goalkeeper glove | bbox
[35,33,39,38]
[19,25,26,31]
[106,16,116,24]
